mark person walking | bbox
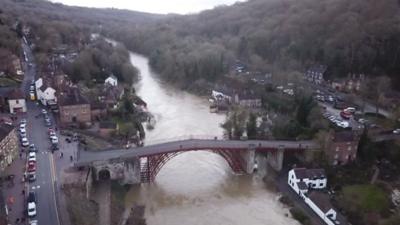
[70,155,73,162]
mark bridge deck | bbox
[75,139,318,166]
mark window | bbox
[320,183,324,187]
[312,184,316,188]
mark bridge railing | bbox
[143,135,225,146]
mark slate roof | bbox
[333,131,355,142]
[58,89,89,106]
[298,181,308,190]
[6,89,24,100]
[293,168,326,180]
[308,191,333,213]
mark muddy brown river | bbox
[127,52,299,225]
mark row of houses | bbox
[288,168,346,225]
[210,89,262,112]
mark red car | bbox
[340,111,351,120]
[27,163,36,172]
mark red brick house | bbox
[326,131,360,165]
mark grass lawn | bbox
[340,184,389,213]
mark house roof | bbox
[99,121,117,129]
[308,191,333,213]
[333,131,355,142]
[107,75,117,81]
[306,65,327,74]
[298,181,308,190]
[293,168,326,180]
[7,89,24,100]
[58,89,89,106]
[0,123,14,142]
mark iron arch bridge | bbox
[75,137,318,183]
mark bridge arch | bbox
[140,149,246,183]
[98,169,111,180]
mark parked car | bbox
[20,119,27,124]
[45,120,52,127]
[50,136,59,144]
[344,107,356,114]
[29,220,38,225]
[27,172,36,182]
[41,109,47,115]
[27,191,37,218]
[337,121,350,128]
[29,144,38,153]
[21,137,29,147]
[393,129,400,134]
[51,143,59,151]
[27,163,36,172]
[340,111,352,120]
[28,152,36,162]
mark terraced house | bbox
[0,124,18,172]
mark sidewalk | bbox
[2,153,28,225]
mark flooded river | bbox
[127,52,299,225]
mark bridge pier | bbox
[240,147,256,174]
[267,147,284,171]
[122,158,141,184]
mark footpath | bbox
[2,152,28,225]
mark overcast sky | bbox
[50,0,246,14]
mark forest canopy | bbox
[101,0,400,88]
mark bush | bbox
[290,207,310,224]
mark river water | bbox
[127,52,299,225]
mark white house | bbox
[35,78,57,106]
[7,89,27,113]
[105,75,118,86]
[288,168,327,195]
[288,168,345,225]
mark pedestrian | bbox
[19,153,22,159]
[70,155,73,162]
[61,152,64,158]
[15,218,19,223]
[21,190,25,195]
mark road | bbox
[21,39,60,225]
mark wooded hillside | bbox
[103,0,400,88]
